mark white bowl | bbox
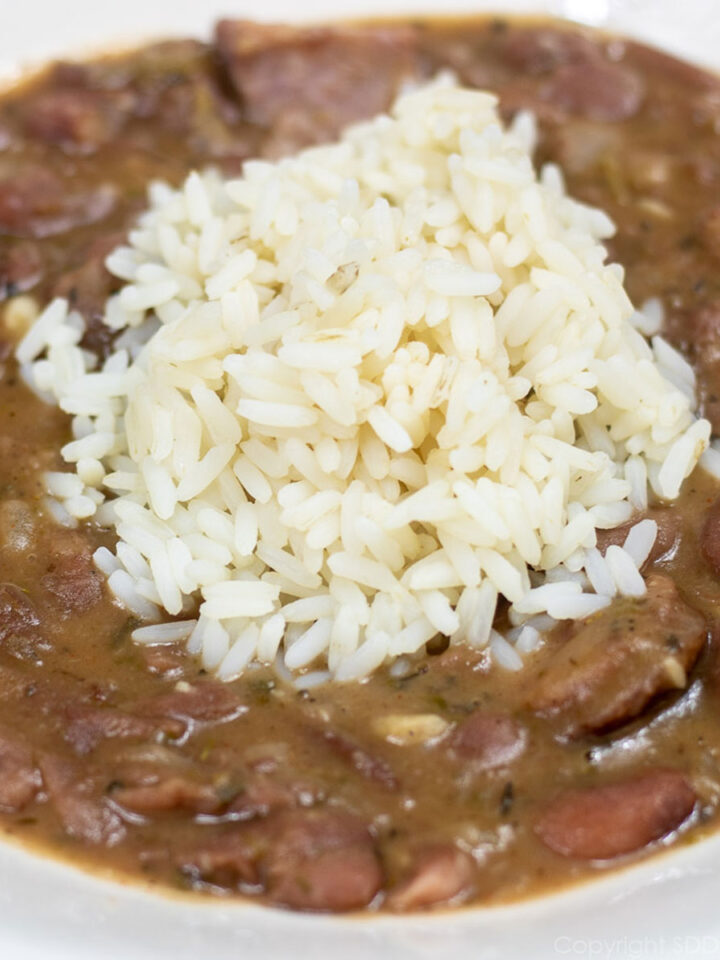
[2,3,720,958]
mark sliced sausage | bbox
[262,808,382,912]
[449,711,527,770]
[535,769,696,859]
[0,729,41,812]
[215,21,418,155]
[135,681,245,731]
[64,705,183,756]
[388,844,475,910]
[527,574,707,736]
[40,754,126,846]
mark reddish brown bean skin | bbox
[388,845,475,911]
[535,770,696,860]
[22,89,127,153]
[111,776,222,816]
[595,510,680,566]
[539,60,644,121]
[0,730,41,812]
[450,711,527,770]
[64,705,176,755]
[40,755,126,846]
[177,832,260,890]
[262,809,382,912]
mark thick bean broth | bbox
[1,15,720,912]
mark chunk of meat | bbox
[0,729,41,812]
[701,497,720,577]
[135,681,245,732]
[0,241,42,299]
[535,769,696,859]
[0,167,116,239]
[110,774,223,816]
[527,575,707,736]
[215,21,418,155]
[539,59,644,121]
[388,844,475,910]
[0,500,36,554]
[42,549,103,613]
[64,705,183,755]
[22,89,128,153]
[449,711,527,770]
[0,583,45,661]
[0,584,40,643]
[40,754,126,846]
[261,808,382,912]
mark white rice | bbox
[17,78,710,682]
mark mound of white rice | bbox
[17,77,710,682]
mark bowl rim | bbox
[1,2,720,957]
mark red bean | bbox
[450,711,527,770]
[262,809,382,912]
[40,754,126,846]
[0,729,41,813]
[388,844,475,910]
[535,769,696,859]
[111,775,222,816]
[540,60,644,121]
